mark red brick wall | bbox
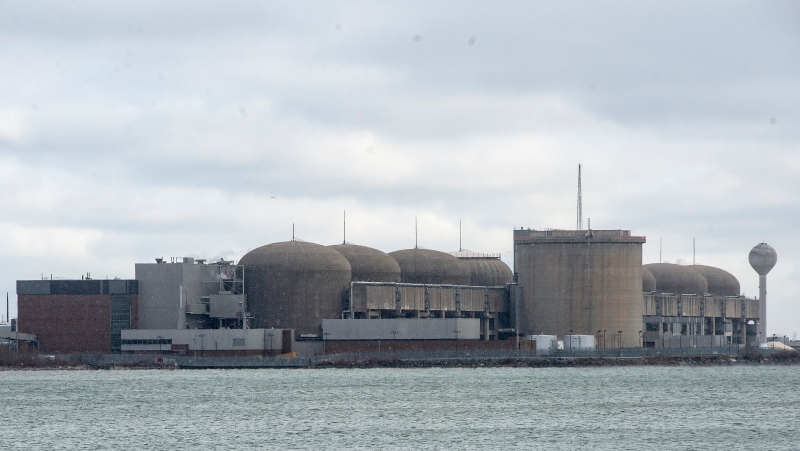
[19,295,111,354]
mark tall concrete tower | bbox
[749,243,777,343]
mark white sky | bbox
[1,1,798,337]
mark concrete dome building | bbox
[460,258,513,286]
[329,244,401,283]
[644,263,709,295]
[689,265,740,296]
[642,267,657,292]
[389,249,471,285]
[239,241,351,335]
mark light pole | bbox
[603,330,607,349]
[157,335,164,354]
[618,331,623,349]
[198,333,205,357]
[530,330,534,356]
[267,333,274,355]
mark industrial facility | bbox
[10,224,778,357]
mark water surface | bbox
[1,366,797,450]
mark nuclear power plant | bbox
[9,224,779,357]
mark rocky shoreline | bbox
[309,352,800,369]
[3,351,799,370]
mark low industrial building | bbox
[121,328,293,356]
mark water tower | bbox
[749,243,777,343]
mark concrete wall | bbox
[244,265,350,335]
[210,294,246,318]
[324,338,516,354]
[350,283,507,314]
[514,229,645,348]
[322,318,480,340]
[136,263,187,329]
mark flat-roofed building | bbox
[17,279,138,354]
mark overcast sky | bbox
[1,1,798,336]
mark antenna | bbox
[292,223,295,241]
[577,164,583,230]
[459,220,462,252]
[415,216,418,249]
[343,210,346,244]
[659,236,663,263]
[693,238,696,265]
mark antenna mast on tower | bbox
[577,164,583,230]
[459,220,462,252]
[415,216,418,249]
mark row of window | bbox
[122,338,247,346]
[122,339,173,345]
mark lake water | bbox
[0,366,797,450]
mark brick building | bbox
[17,279,138,354]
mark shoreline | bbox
[2,351,799,370]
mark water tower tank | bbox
[749,243,777,344]
[749,243,777,275]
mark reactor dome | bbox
[239,240,351,335]
[450,253,513,286]
[389,248,471,285]
[749,243,777,276]
[329,243,401,283]
[689,265,740,296]
[642,267,657,292]
[644,263,709,295]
